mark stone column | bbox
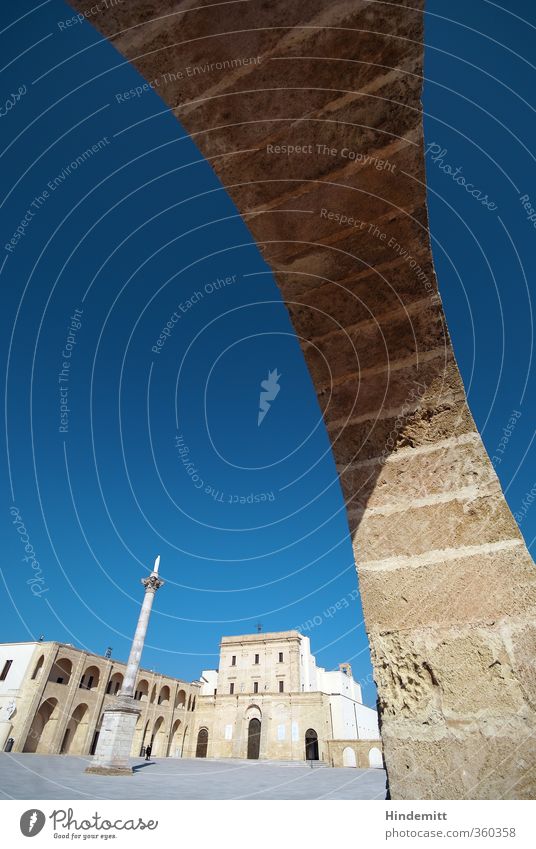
[85,557,164,776]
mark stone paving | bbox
[0,753,387,800]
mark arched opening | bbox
[60,703,89,755]
[167,718,182,757]
[158,685,170,705]
[369,746,383,769]
[23,698,58,753]
[305,729,319,761]
[247,718,261,760]
[176,689,186,709]
[343,746,357,768]
[31,654,44,680]
[150,716,166,757]
[79,665,100,691]
[48,658,72,685]
[135,679,149,701]
[106,672,123,695]
[138,719,150,756]
[90,714,103,755]
[195,727,208,758]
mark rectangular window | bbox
[0,660,13,681]
[254,654,259,665]
[231,655,236,666]
[278,652,283,663]
[229,683,234,694]
[279,680,284,692]
[253,681,258,693]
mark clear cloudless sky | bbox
[1,1,535,708]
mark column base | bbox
[85,765,134,776]
[84,696,140,777]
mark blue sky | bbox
[1,1,535,708]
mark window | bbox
[229,683,235,694]
[253,681,258,694]
[279,680,284,693]
[254,654,259,665]
[0,660,13,681]
[278,652,283,663]
[231,655,236,666]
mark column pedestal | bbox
[85,696,141,775]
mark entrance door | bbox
[305,728,319,760]
[195,728,208,758]
[247,718,261,759]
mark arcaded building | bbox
[0,641,199,759]
[0,632,382,768]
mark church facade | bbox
[0,631,382,769]
[193,631,381,765]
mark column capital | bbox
[141,574,164,592]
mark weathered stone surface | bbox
[359,545,536,630]
[381,735,536,800]
[70,0,536,799]
[352,493,522,560]
[339,436,498,509]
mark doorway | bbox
[305,728,319,760]
[195,727,208,758]
[247,717,261,759]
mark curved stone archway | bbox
[71,0,536,798]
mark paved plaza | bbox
[0,753,387,800]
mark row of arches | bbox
[342,746,383,769]
[30,655,196,709]
[139,715,187,758]
[22,698,191,757]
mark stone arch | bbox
[369,746,383,769]
[244,704,262,722]
[48,658,72,685]
[149,684,157,704]
[106,671,123,695]
[195,727,208,758]
[79,665,100,691]
[23,698,59,753]
[31,654,45,680]
[168,718,182,757]
[187,694,192,711]
[150,716,166,757]
[158,685,170,705]
[136,719,150,756]
[78,1,536,799]
[343,746,357,768]
[136,679,149,701]
[176,689,186,709]
[60,703,89,755]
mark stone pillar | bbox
[85,557,164,775]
